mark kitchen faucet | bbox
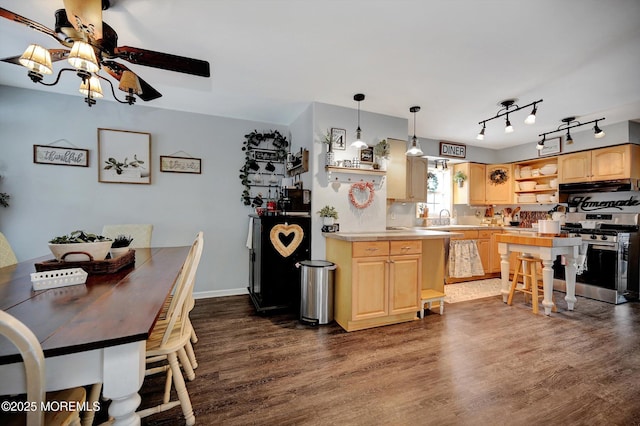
[439,209,451,219]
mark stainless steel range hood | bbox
[559,179,639,194]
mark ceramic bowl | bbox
[48,241,112,262]
[518,181,537,191]
[540,164,558,175]
[536,194,552,203]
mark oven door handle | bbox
[589,244,618,251]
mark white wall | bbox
[0,85,289,297]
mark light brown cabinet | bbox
[513,157,558,204]
[328,239,422,332]
[386,138,428,201]
[558,144,640,183]
[485,164,513,204]
[453,162,486,205]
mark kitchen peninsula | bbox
[324,229,459,331]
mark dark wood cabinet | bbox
[248,214,311,312]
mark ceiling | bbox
[1,0,640,149]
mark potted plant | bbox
[453,170,467,188]
[48,230,112,262]
[373,140,390,170]
[110,234,134,258]
[321,129,334,166]
[317,205,338,226]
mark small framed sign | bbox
[439,141,466,159]
[160,156,202,174]
[538,137,562,157]
[331,128,347,150]
[359,147,374,163]
[33,145,89,167]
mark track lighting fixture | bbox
[350,93,368,149]
[536,135,546,151]
[476,99,543,139]
[538,116,606,148]
[435,159,448,170]
[406,106,423,156]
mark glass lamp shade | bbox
[405,137,423,156]
[79,75,104,98]
[19,44,53,74]
[68,41,100,73]
[350,129,368,149]
[524,113,536,125]
[118,71,142,94]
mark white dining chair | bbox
[100,224,153,248]
[0,310,87,426]
[0,232,18,268]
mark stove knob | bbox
[601,235,608,241]
[590,234,597,240]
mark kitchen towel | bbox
[448,239,485,278]
[246,217,253,249]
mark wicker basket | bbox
[35,249,135,275]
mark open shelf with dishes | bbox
[513,156,559,204]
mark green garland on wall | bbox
[239,130,289,205]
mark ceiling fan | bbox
[0,0,211,105]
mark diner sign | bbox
[33,145,89,167]
[439,141,466,159]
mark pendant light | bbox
[406,106,423,156]
[350,93,368,149]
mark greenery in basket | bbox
[317,205,338,219]
[453,170,467,183]
[373,139,390,159]
[111,234,134,248]
[49,230,111,244]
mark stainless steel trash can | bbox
[297,260,336,325]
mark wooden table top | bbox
[0,246,190,365]
[495,233,582,248]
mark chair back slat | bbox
[161,232,204,347]
[0,310,46,426]
[0,232,18,268]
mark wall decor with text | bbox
[98,128,151,184]
[33,145,89,167]
[160,155,202,174]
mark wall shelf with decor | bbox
[325,166,386,185]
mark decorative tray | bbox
[34,249,135,275]
[31,268,88,290]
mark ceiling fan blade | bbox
[0,7,71,47]
[1,49,70,67]
[102,60,162,101]
[114,46,211,77]
[62,0,103,41]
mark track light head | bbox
[594,121,605,139]
[524,104,537,125]
[536,135,546,151]
[505,116,514,134]
[477,122,486,140]
[566,130,574,144]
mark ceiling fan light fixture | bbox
[406,106,423,156]
[19,44,53,75]
[79,75,103,98]
[68,41,100,73]
[350,94,368,149]
[594,122,605,139]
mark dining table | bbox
[0,245,190,426]
[496,233,582,315]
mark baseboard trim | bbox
[194,287,249,299]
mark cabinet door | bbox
[558,152,591,183]
[408,157,428,201]
[469,163,486,205]
[476,238,490,274]
[386,138,408,200]
[591,145,631,181]
[352,256,388,320]
[485,164,513,204]
[389,254,421,315]
[489,232,502,273]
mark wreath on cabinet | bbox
[489,168,508,185]
[349,181,375,209]
[427,172,438,192]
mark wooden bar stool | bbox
[507,255,556,314]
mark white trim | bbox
[194,287,248,299]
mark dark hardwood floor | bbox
[137,293,640,425]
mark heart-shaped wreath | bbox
[349,181,375,209]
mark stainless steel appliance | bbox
[555,212,639,304]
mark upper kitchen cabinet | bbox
[485,164,513,205]
[558,144,640,183]
[387,138,428,201]
[453,162,485,205]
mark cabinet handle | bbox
[401,246,411,250]
[365,247,379,252]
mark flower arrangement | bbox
[373,140,390,159]
[489,168,509,185]
[317,205,338,219]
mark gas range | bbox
[562,213,639,239]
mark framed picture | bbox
[538,137,562,157]
[252,149,280,162]
[331,128,347,150]
[98,128,151,184]
[360,147,374,163]
[33,145,89,167]
[160,156,202,174]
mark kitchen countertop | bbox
[322,229,462,242]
